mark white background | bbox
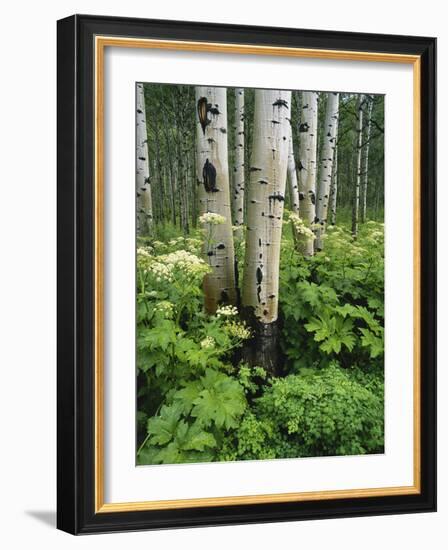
[0,0,444,548]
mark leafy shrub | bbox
[137,222,385,465]
[220,363,384,460]
[279,222,384,372]
[136,238,252,464]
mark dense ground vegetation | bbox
[136,216,384,464]
[136,83,385,465]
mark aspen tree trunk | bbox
[232,88,245,238]
[287,127,300,213]
[352,96,364,238]
[136,83,153,235]
[329,146,338,225]
[161,111,177,226]
[242,89,291,374]
[152,107,166,224]
[182,165,190,234]
[297,91,319,256]
[361,98,373,223]
[195,86,237,313]
[315,92,339,251]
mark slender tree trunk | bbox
[190,146,198,229]
[361,98,373,223]
[183,164,190,234]
[297,91,319,256]
[151,105,166,224]
[173,168,178,226]
[195,86,237,313]
[232,88,245,238]
[173,115,183,230]
[329,146,338,225]
[136,83,153,236]
[315,92,339,250]
[242,89,291,375]
[352,95,364,238]
[161,111,177,226]
[287,126,300,213]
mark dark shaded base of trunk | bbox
[241,308,283,376]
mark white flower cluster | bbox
[199,212,226,225]
[310,222,322,231]
[290,213,316,239]
[146,260,174,283]
[137,246,152,258]
[139,246,210,283]
[185,237,202,252]
[351,245,368,256]
[154,300,175,317]
[200,336,215,349]
[152,240,166,250]
[224,320,251,340]
[216,305,239,318]
[326,225,345,237]
[161,250,210,277]
[369,230,384,240]
[168,238,182,246]
[163,236,202,253]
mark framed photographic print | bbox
[57,14,436,534]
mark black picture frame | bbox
[57,14,436,535]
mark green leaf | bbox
[152,442,183,464]
[137,444,161,465]
[173,380,203,414]
[191,371,246,430]
[182,423,216,451]
[297,282,321,307]
[359,328,384,358]
[140,320,178,352]
[147,404,182,446]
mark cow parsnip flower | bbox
[161,250,210,277]
[216,305,239,318]
[224,320,252,340]
[289,213,316,240]
[200,336,216,349]
[154,300,175,318]
[199,212,226,225]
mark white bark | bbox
[287,127,300,213]
[315,92,339,251]
[361,98,373,223]
[195,86,237,313]
[232,88,245,237]
[329,147,338,225]
[297,91,319,256]
[242,89,291,325]
[352,95,364,238]
[136,83,153,235]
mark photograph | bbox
[135,83,386,466]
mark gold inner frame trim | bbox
[94,35,422,513]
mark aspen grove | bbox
[136,84,385,465]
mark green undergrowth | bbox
[136,220,385,465]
